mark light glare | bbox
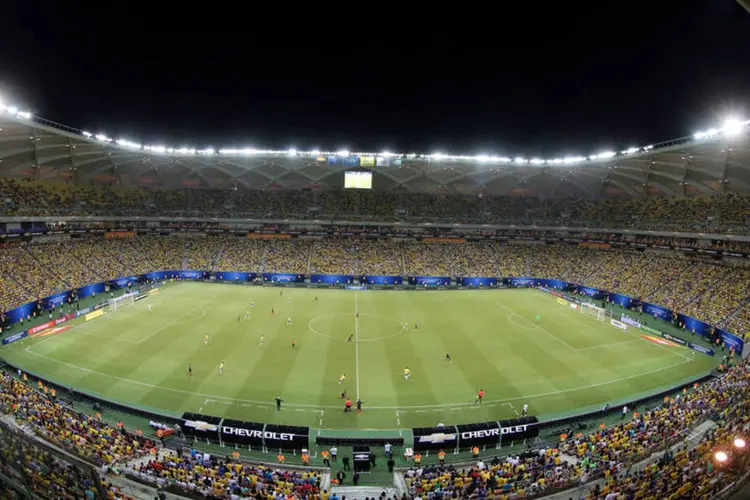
[722,118,745,137]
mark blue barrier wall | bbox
[409,276,450,286]
[310,274,354,285]
[642,301,673,321]
[505,277,535,287]
[541,279,569,290]
[719,330,744,352]
[5,301,38,324]
[215,272,256,282]
[44,291,71,309]
[677,313,711,336]
[577,285,605,298]
[609,292,636,308]
[459,277,497,287]
[360,275,403,285]
[108,276,139,289]
[262,273,305,283]
[143,271,168,281]
[77,282,105,299]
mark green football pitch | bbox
[2,283,716,429]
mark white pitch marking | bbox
[354,291,361,400]
[574,339,642,351]
[198,398,211,412]
[136,297,216,344]
[495,301,578,351]
[21,348,693,411]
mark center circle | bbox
[308,313,405,342]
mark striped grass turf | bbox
[2,283,716,429]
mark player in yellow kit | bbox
[404,367,411,381]
[204,334,209,346]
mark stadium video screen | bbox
[344,171,372,189]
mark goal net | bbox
[108,293,136,313]
[580,302,606,322]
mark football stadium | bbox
[0,103,750,500]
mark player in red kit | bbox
[475,389,485,405]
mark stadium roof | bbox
[1,104,750,198]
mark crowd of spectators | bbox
[216,237,266,272]
[5,178,750,232]
[0,234,750,498]
[403,242,454,276]
[181,236,224,271]
[405,448,581,498]
[358,239,404,276]
[451,242,499,277]
[0,418,103,499]
[128,235,184,270]
[0,246,35,313]
[0,369,158,497]
[29,239,113,289]
[0,372,151,465]
[310,238,358,274]
[127,450,322,498]
[495,244,527,277]
[264,239,312,273]
[1,235,750,338]
[406,357,750,499]
[0,244,66,304]
[577,359,750,499]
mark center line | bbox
[354,291,361,400]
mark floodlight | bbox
[722,118,745,137]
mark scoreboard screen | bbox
[344,171,372,189]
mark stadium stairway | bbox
[331,486,399,500]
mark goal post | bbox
[580,302,606,322]
[108,293,135,313]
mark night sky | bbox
[1,1,749,157]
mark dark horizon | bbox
[1,0,750,157]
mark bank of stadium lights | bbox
[694,118,750,140]
[0,96,742,162]
[0,99,32,120]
